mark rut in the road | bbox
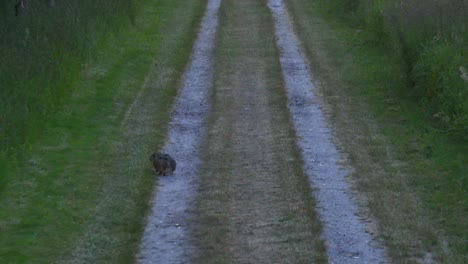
[194,0,326,262]
[269,0,388,263]
[137,0,220,263]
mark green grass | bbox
[286,0,467,263]
[318,0,468,137]
[0,0,206,262]
[0,0,135,153]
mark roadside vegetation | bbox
[0,0,206,262]
[0,0,135,168]
[321,0,468,137]
[286,0,467,263]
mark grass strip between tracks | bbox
[0,0,206,262]
[193,0,327,262]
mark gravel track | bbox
[137,0,220,262]
[268,0,388,263]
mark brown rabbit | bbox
[149,152,176,176]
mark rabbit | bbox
[149,152,176,176]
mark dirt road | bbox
[138,0,388,263]
[194,0,326,262]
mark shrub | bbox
[319,0,468,137]
[413,41,468,136]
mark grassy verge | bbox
[0,0,135,156]
[316,0,468,137]
[0,0,206,262]
[194,0,326,262]
[286,0,467,263]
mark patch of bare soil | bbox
[137,0,220,263]
[194,0,325,262]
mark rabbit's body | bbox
[150,152,176,176]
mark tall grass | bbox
[319,0,468,137]
[0,0,136,153]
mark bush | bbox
[413,41,468,136]
[319,0,468,137]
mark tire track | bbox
[268,0,389,263]
[137,0,220,262]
